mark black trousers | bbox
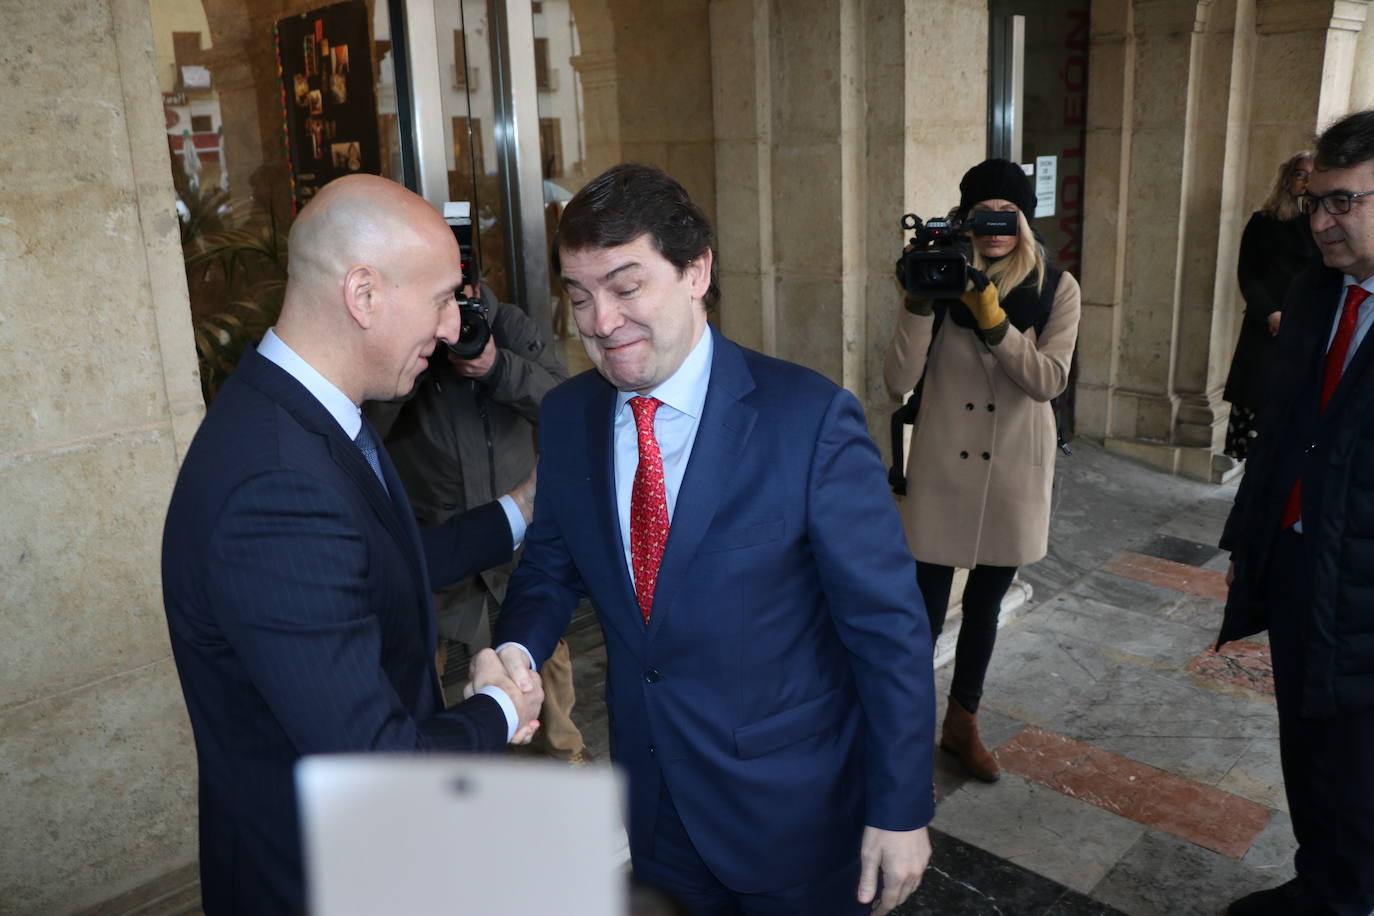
[1267,528,1374,915]
[916,561,1018,714]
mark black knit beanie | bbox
[958,158,1036,217]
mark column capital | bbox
[1257,0,1369,35]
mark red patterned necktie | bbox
[629,397,669,622]
[1279,284,1370,530]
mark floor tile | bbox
[1219,737,1287,812]
[981,622,1280,779]
[1035,591,1218,670]
[1102,551,1230,601]
[1091,831,1279,916]
[895,829,1127,915]
[931,772,1147,894]
[995,727,1272,858]
[1240,809,1296,878]
[1136,533,1223,568]
[1187,640,1274,696]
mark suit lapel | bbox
[582,380,649,649]
[645,333,757,640]
[237,348,425,594]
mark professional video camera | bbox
[442,201,492,361]
[895,209,1018,299]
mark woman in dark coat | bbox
[1223,152,1316,459]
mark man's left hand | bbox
[856,825,931,914]
[449,334,498,377]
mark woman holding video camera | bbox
[884,158,1081,782]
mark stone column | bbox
[710,0,986,438]
[1075,0,1132,442]
[1082,0,1371,480]
[1101,1,1213,472]
[0,0,203,909]
[1248,1,1368,201]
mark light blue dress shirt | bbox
[256,329,520,740]
[497,324,715,672]
[615,325,714,587]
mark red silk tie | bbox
[1279,284,1370,530]
[629,397,669,622]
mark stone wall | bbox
[1078,0,1372,480]
[0,0,204,910]
[711,0,988,449]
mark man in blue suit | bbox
[162,175,544,915]
[493,164,936,915]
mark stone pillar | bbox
[711,0,986,444]
[0,0,203,910]
[1247,1,1368,202]
[1100,1,1214,475]
[1081,0,1372,480]
[712,0,776,355]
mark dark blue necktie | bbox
[353,422,389,495]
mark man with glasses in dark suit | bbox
[1221,110,1374,916]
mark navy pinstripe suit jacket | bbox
[162,347,513,914]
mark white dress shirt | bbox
[257,329,520,740]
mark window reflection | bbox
[151,0,403,401]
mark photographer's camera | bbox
[895,209,1017,299]
[442,201,493,361]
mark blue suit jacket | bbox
[495,329,936,893]
[162,347,513,914]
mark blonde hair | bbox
[971,208,1045,294]
[1260,151,1312,220]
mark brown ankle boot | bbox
[940,700,1001,782]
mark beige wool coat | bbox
[883,271,1082,569]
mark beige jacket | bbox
[883,271,1082,568]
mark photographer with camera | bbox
[364,280,593,765]
[884,158,1081,782]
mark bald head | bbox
[274,175,465,404]
[284,175,450,315]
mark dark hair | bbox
[553,163,720,310]
[1314,110,1374,170]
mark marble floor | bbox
[556,439,1294,916]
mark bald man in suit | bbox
[162,175,543,915]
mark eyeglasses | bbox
[1297,190,1374,215]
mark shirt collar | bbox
[616,323,714,418]
[1343,274,1374,298]
[256,328,363,439]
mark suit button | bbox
[982,452,991,460]
[987,404,995,412]
[1305,442,1316,453]
[959,451,969,459]
[648,744,656,757]
[645,669,661,684]
[965,402,975,411]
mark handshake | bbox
[463,646,546,745]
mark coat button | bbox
[648,744,656,757]
[982,452,991,460]
[960,451,969,459]
[645,669,662,684]
[965,402,975,411]
[987,404,995,412]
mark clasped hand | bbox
[464,647,544,744]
